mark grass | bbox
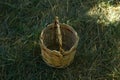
[0,0,120,80]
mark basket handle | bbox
[54,16,64,53]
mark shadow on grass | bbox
[0,0,120,80]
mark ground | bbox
[0,0,120,80]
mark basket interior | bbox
[42,24,77,51]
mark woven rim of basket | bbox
[40,23,79,56]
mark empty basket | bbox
[40,17,79,68]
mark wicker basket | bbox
[40,17,79,68]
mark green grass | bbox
[0,0,120,80]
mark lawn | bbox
[0,0,120,80]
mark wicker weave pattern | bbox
[40,23,79,68]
